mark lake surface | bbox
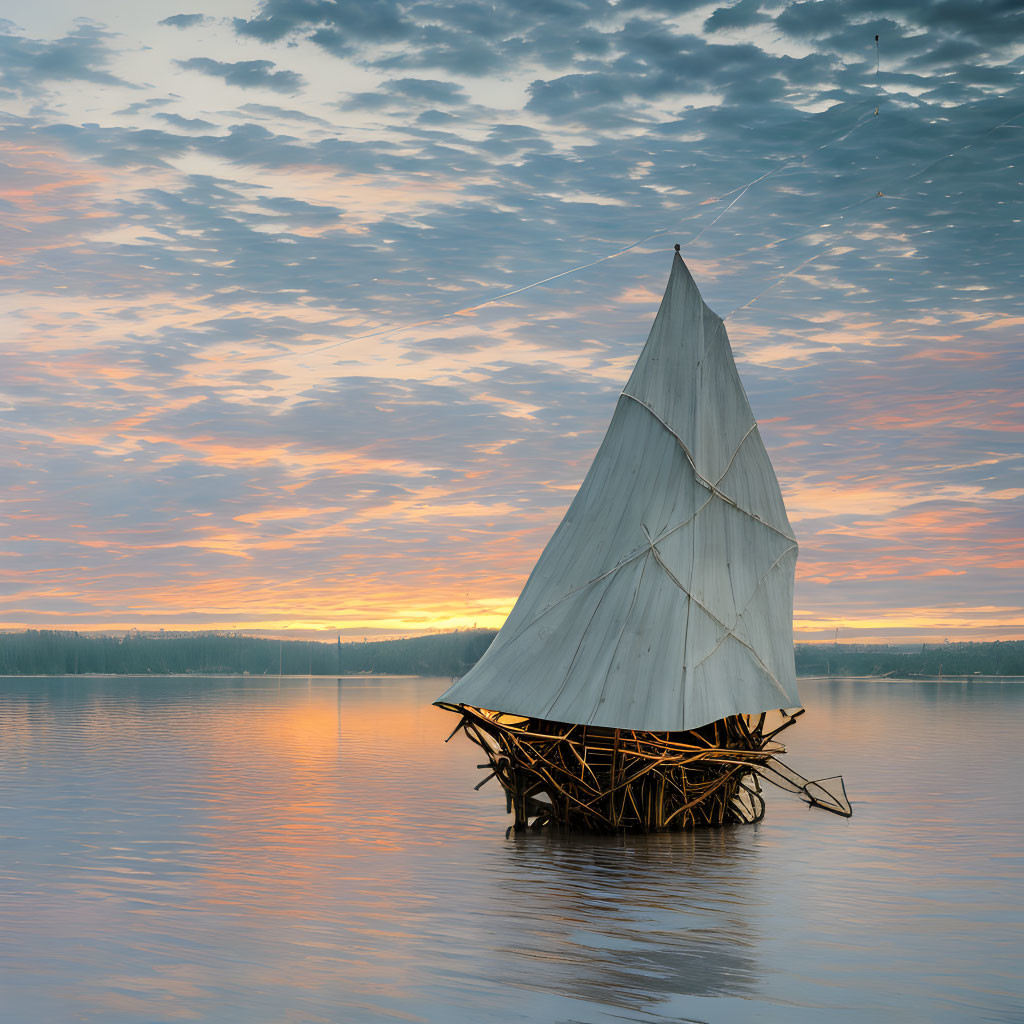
[0,675,1021,1023]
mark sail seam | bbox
[492,444,716,655]
[622,391,700,470]
[717,422,758,481]
[648,494,715,548]
[491,543,650,654]
[689,544,798,676]
[621,392,797,543]
[642,523,690,594]
[588,552,651,725]
[498,393,783,657]
[644,523,795,703]
[737,639,792,700]
[540,559,622,720]
[684,597,790,700]
[646,528,796,656]
[682,306,704,728]
[648,544,728,634]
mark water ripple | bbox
[0,675,1021,1023]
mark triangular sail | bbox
[437,253,800,732]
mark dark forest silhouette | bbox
[794,640,1023,678]
[0,630,1020,678]
[0,629,496,677]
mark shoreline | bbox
[1,672,1022,682]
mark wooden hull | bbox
[441,706,796,833]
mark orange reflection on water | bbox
[2,675,1022,1021]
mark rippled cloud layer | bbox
[2,1,1021,641]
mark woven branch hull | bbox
[444,706,792,833]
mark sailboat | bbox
[436,247,851,832]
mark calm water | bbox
[0,675,1021,1023]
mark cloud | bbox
[156,112,218,130]
[235,102,332,126]
[115,97,175,115]
[158,13,209,29]
[704,0,770,33]
[0,21,134,94]
[233,0,410,47]
[387,78,468,104]
[343,76,469,111]
[0,3,1020,640]
[775,0,1024,67]
[231,0,614,74]
[175,57,305,93]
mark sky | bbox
[1,0,1022,644]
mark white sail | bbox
[437,253,800,732]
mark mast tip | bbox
[674,243,680,252]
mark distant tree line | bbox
[0,629,498,677]
[795,640,1024,677]
[1,630,1021,678]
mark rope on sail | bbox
[483,380,795,663]
[621,392,797,542]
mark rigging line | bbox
[276,228,671,364]
[827,107,1024,215]
[666,107,883,308]
[704,187,934,310]
[668,107,878,252]
[886,108,1024,192]
[262,106,880,366]
[676,153,935,273]
[712,106,878,204]
[686,184,753,247]
[714,167,782,202]
[723,249,832,320]
[269,102,1008,367]
[434,229,667,314]
[278,191,757,364]
[702,102,1022,317]
[718,106,1021,319]
[690,190,878,268]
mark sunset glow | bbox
[1,5,1021,645]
